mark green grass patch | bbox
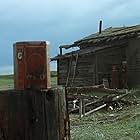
[70,105,140,140]
[51,71,57,77]
[0,71,57,89]
[0,74,14,89]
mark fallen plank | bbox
[84,104,107,116]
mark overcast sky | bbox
[0,0,140,74]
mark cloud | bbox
[1,0,140,27]
[104,0,140,20]
[0,0,140,74]
[0,0,121,22]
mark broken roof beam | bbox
[59,44,78,55]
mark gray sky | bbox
[0,0,140,74]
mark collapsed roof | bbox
[52,24,140,60]
[74,24,140,47]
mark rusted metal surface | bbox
[13,41,51,90]
[0,88,70,140]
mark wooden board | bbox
[0,88,70,140]
[13,41,51,90]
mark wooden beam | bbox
[83,99,86,117]
[79,99,83,118]
[95,54,98,84]
[85,104,107,116]
[67,86,127,95]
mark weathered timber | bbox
[67,86,127,96]
[84,104,107,116]
[58,45,127,87]
[79,99,83,118]
[68,89,131,116]
[0,88,70,140]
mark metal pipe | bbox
[59,47,62,55]
[99,20,102,34]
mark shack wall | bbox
[58,44,126,87]
[58,58,69,86]
[96,46,126,84]
[70,54,96,86]
[58,54,96,87]
[126,38,140,87]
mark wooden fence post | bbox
[83,99,85,117]
[0,88,70,140]
[79,98,83,118]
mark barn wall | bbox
[126,38,140,87]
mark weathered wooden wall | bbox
[0,88,70,140]
[96,46,126,84]
[57,58,69,85]
[58,54,96,87]
[58,44,126,87]
[74,54,96,86]
[126,38,140,87]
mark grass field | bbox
[70,104,140,140]
[0,71,57,89]
[0,73,140,139]
[0,74,14,89]
[70,89,140,140]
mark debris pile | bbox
[67,86,139,117]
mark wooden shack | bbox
[52,24,140,88]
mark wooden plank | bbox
[83,99,86,117]
[67,86,126,95]
[0,88,70,140]
[79,99,83,118]
[85,104,107,116]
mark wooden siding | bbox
[126,39,140,87]
[58,58,69,85]
[58,44,127,87]
[0,88,70,140]
[96,46,126,84]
